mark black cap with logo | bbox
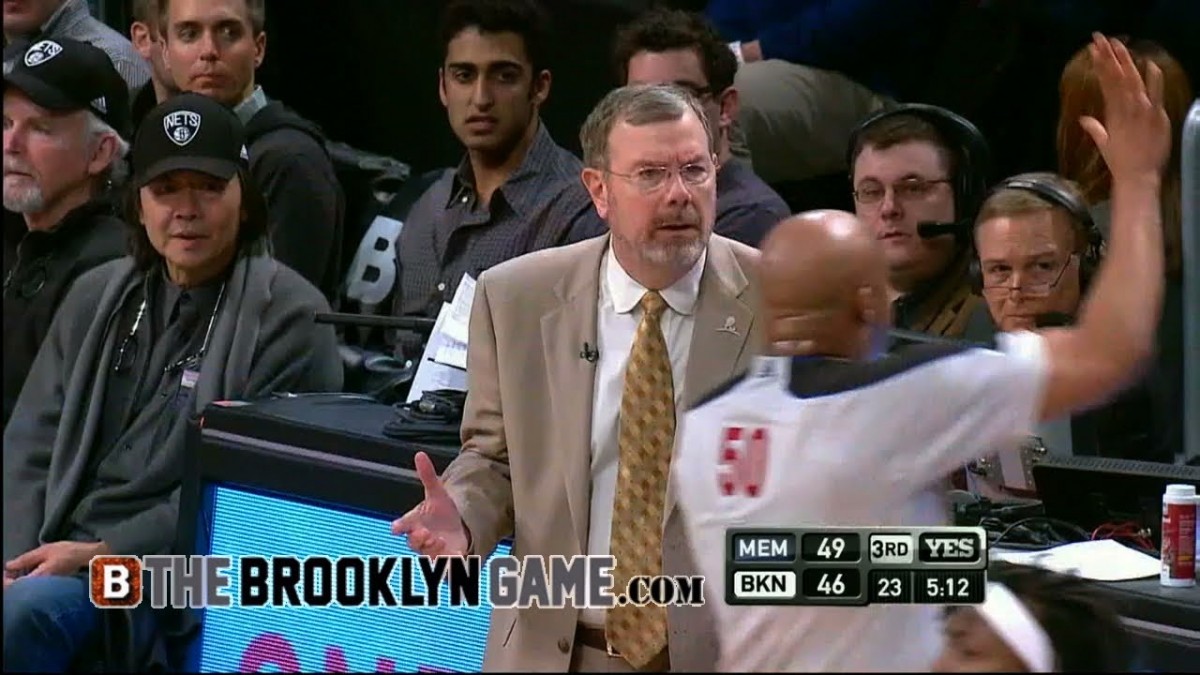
[4,38,131,139]
[132,92,250,187]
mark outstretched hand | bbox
[1078,33,1171,181]
[391,452,470,557]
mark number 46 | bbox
[718,426,769,497]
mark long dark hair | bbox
[989,561,1131,672]
[122,167,269,271]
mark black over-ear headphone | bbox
[968,175,1105,294]
[847,103,993,230]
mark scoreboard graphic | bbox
[726,527,987,606]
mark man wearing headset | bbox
[3,38,131,429]
[973,173,1169,463]
[972,173,1101,335]
[847,104,989,339]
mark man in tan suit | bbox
[393,83,764,672]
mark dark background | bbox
[96,0,1197,194]
[102,0,677,175]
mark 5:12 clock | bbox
[913,570,985,604]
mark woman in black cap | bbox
[2,92,343,672]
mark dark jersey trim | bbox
[788,343,977,399]
[689,368,752,411]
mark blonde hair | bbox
[976,173,1091,254]
[1056,38,1191,277]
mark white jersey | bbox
[672,332,1048,672]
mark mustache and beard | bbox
[611,202,709,270]
[2,158,45,213]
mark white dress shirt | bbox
[580,244,706,627]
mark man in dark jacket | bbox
[705,0,957,183]
[3,37,131,428]
[158,0,344,304]
[568,7,790,248]
[128,0,179,131]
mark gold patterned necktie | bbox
[606,290,674,668]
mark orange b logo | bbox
[89,556,142,608]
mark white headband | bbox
[976,582,1056,673]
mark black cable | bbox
[382,389,467,443]
[991,516,1091,549]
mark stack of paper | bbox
[432,275,474,370]
[992,540,1160,581]
[406,274,475,403]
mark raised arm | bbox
[1037,34,1172,422]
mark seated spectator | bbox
[2,0,150,91]
[848,104,987,338]
[390,0,602,357]
[128,0,179,130]
[933,562,1131,672]
[705,0,956,184]
[3,38,130,429]
[1058,38,1191,462]
[566,7,789,248]
[159,0,344,305]
[974,173,1171,463]
[2,93,342,672]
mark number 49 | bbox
[718,426,769,497]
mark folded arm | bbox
[2,307,70,562]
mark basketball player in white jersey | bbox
[672,34,1170,672]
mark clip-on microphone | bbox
[579,343,600,363]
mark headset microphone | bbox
[1034,312,1074,328]
[917,220,973,239]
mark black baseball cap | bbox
[4,38,131,139]
[132,93,250,187]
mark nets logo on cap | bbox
[23,40,63,67]
[164,111,202,147]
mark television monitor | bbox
[177,400,511,673]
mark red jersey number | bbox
[718,426,768,497]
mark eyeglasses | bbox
[981,254,1078,296]
[606,163,714,194]
[852,177,951,206]
[113,280,227,374]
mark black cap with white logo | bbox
[4,38,131,139]
[132,93,250,187]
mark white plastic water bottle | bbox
[1160,484,1197,587]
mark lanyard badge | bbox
[181,367,200,391]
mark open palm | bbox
[391,452,470,556]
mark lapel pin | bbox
[718,316,739,335]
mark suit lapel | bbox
[666,237,756,524]
[540,236,608,553]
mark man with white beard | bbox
[394,83,760,671]
[3,37,131,428]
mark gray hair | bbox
[579,83,717,169]
[85,112,131,188]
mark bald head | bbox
[760,210,891,359]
